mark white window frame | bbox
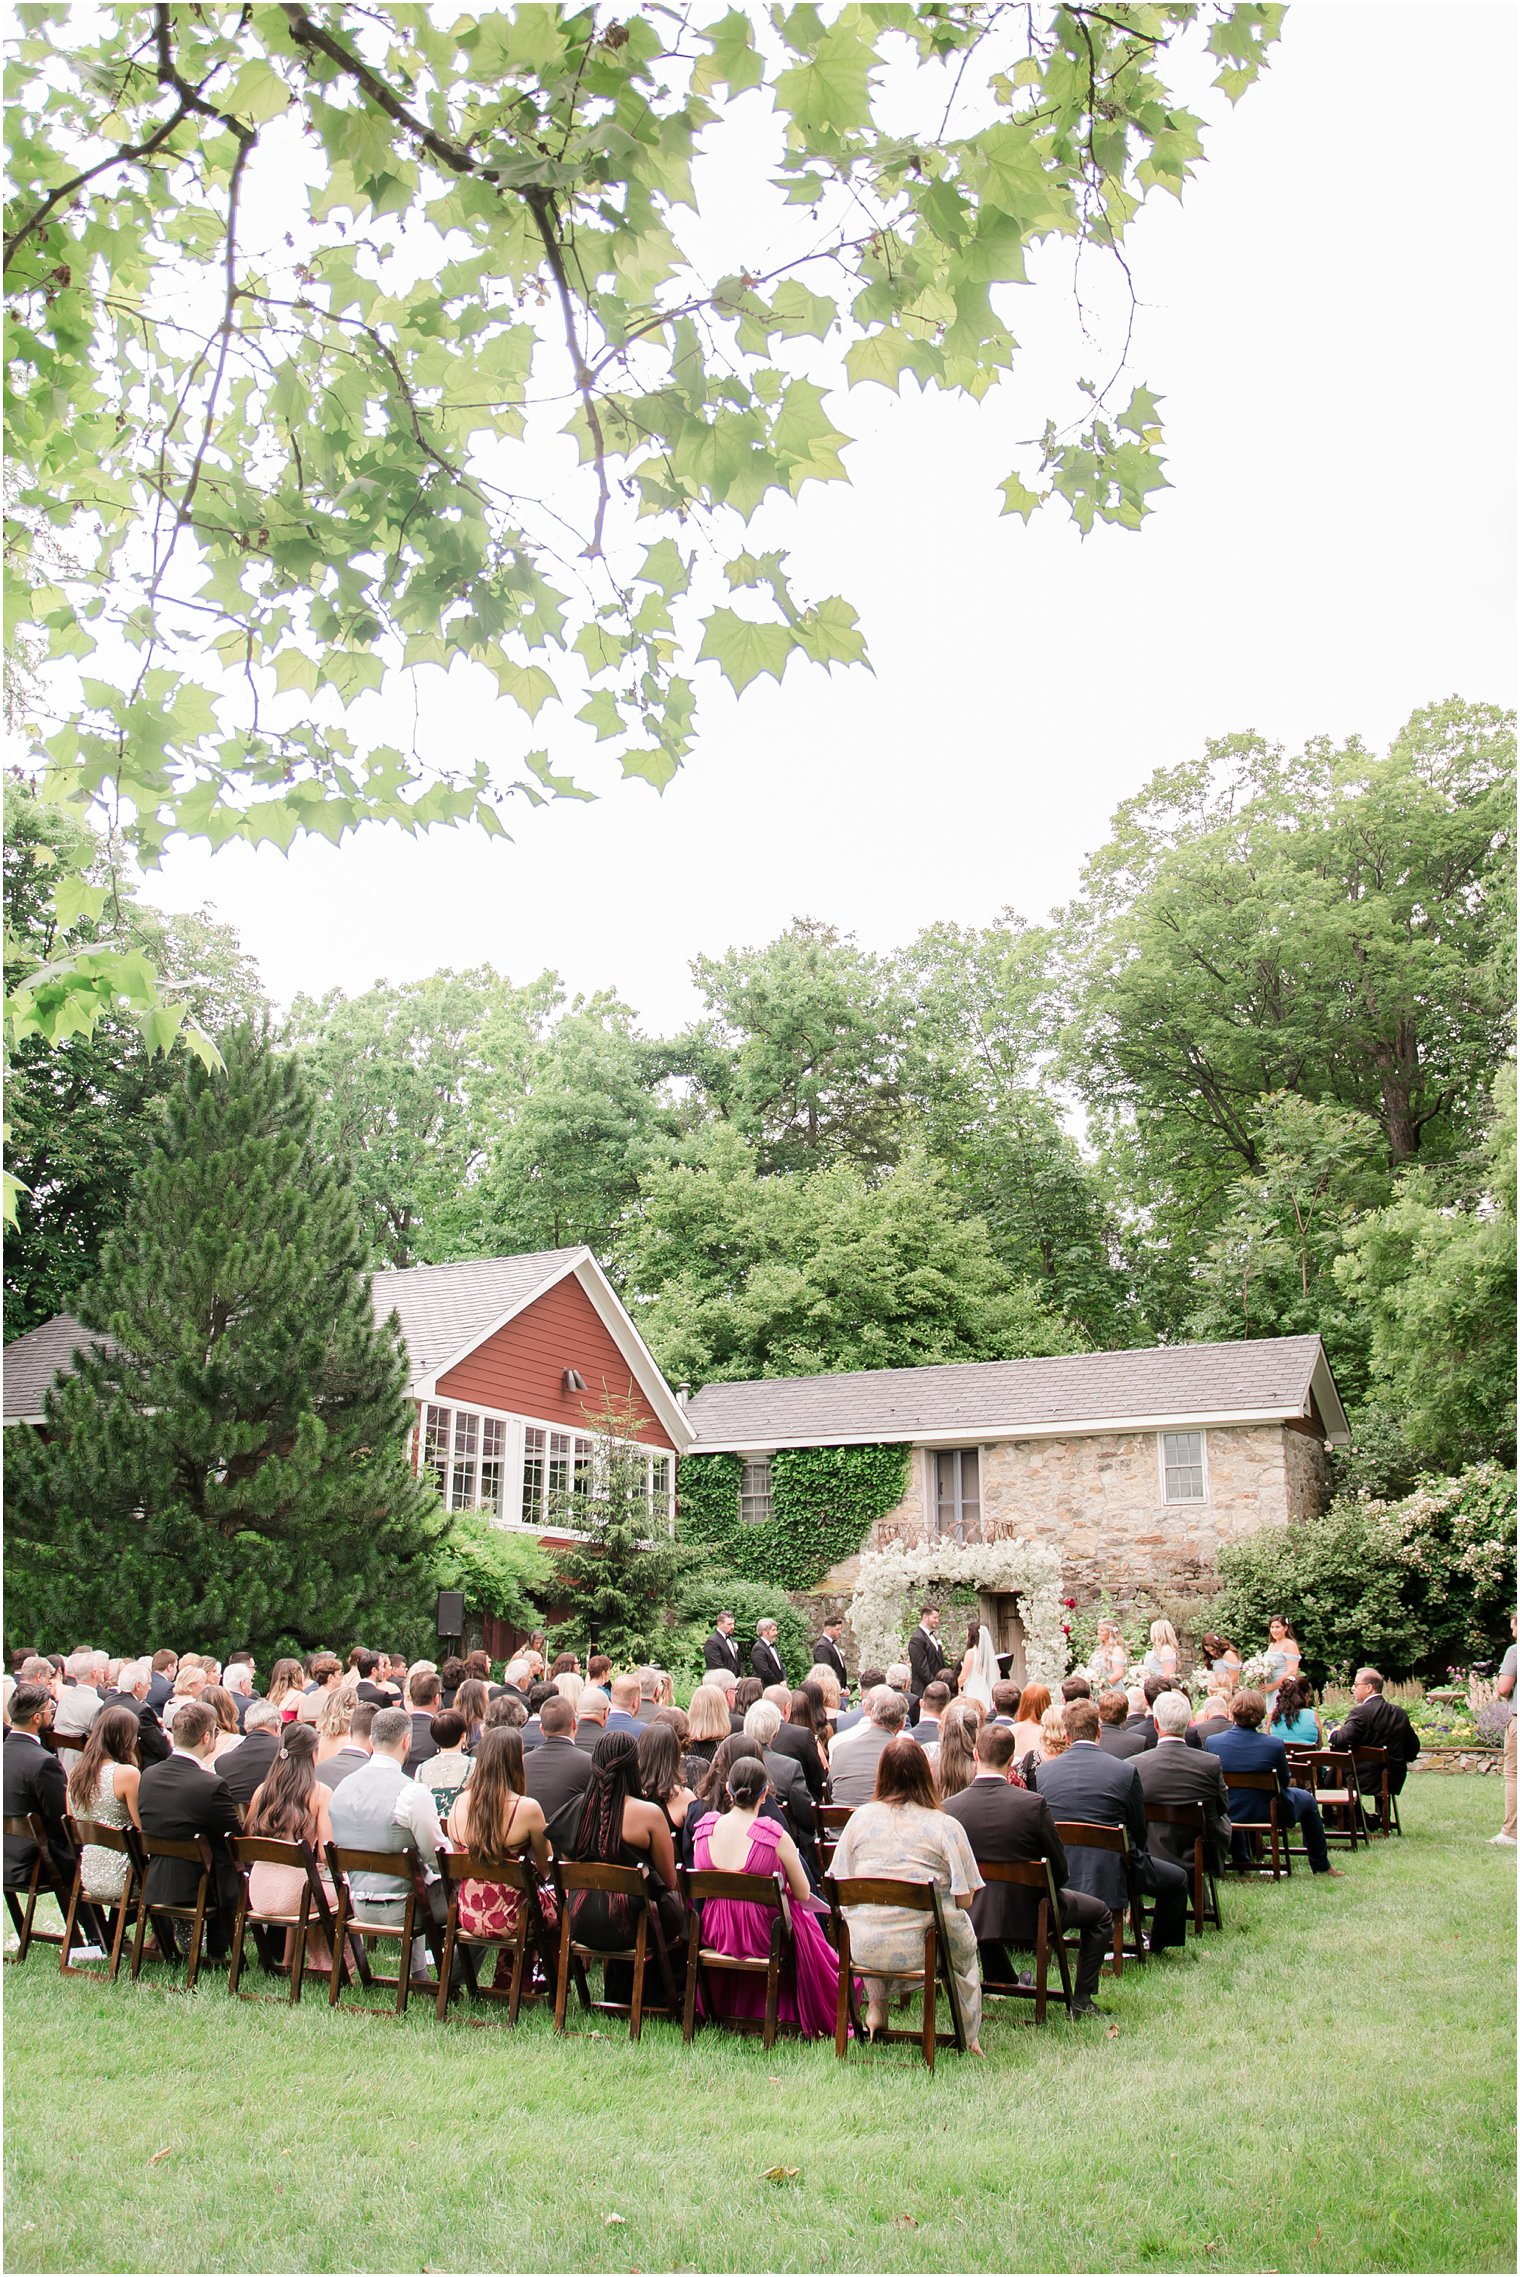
[416,1399,675,1535]
[1158,1428,1209,1505]
[738,1453,774,1525]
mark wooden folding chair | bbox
[4,1813,73,1964]
[552,1861,681,2042]
[435,1852,554,2025]
[60,1816,147,1979]
[817,1805,853,1876]
[1054,1821,1146,1973]
[1143,1802,1224,1932]
[1286,1750,1365,1852]
[228,1836,340,2005]
[678,1866,796,2047]
[45,1731,87,1759]
[825,1873,967,2070]
[1221,1771,1293,1878]
[324,1842,427,2016]
[1353,1746,1402,1837]
[974,1858,1075,2020]
[132,1832,219,1986]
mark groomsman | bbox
[703,1611,743,1678]
[813,1618,849,1690]
[751,1619,788,1689]
[908,1605,947,1699]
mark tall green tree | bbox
[4,776,266,1331]
[287,966,555,1268]
[3,1029,447,1660]
[619,1122,1070,1385]
[899,917,1131,1345]
[687,919,909,1176]
[4,3,1282,1091]
[1064,699,1516,1332]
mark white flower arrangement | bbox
[846,1536,1068,1686]
[1238,1654,1273,1690]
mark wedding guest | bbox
[326,1707,444,1974]
[266,1659,305,1722]
[989,1682,1021,1728]
[438,1656,467,1710]
[1039,1705,1070,1760]
[201,1685,243,1764]
[1098,1689,1148,1760]
[1136,1689,1232,1878]
[417,1710,474,1816]
[161,1661,210,1734]
[1010,1683,1051,1764]
[1207,1690,1341,1874]
[564,1733,684,2005]
[217,1700,284,1805]
[295,1653,344,1724]
[912,1682,953,1750]
[1034,1699,1192,1947]
[1061,1676,1093,1703]
[65,1705,143,1912]
[636,1718,697,1839]
[1192,1677,1235,1736]
[315,1701,375,1793]
[521,1697,594,1852]
[1269,1676,1322,1747]
[453,1679,491,1750]
[741,1701,817,1856]
[684,1686,732,1770]
[941,1721,1112,2016]
[690,1754,841,2037]
[1327,1668,1420,1819]
[933,1704,981,1802]
[136,1700,243,1959]
[805,1666,843,1724]
[769,1689,827,1802]
[834,1671,887,1738]
[407,1670,442,1769]
[553,1672,585,1719]
[587,1654,613,1691]
[52,1650,109,1738]
[99,1659,171,1767]
[445,1727,555,1982]
[574,1688,611,1753]
[828,1687,910,1807]
[733,1677,764,1719]
[245,1724,335,1969]
[831,1735,984,2054]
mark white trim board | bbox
[691,1404,1343,1455]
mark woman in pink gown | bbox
[690,1753,843,2038]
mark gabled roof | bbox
[2,1312,112,1423]
[5,1249,694,1449]
[373,1249,584,1378]
[684,1333,1349,1450]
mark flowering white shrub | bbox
[846,1537,1068,1685]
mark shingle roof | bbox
[684,1334,1346,1448]
[371,1249,582,1378]
[2,1312,114,1419]
[3,1251,584,1419]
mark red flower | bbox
[1063,1597,1077,1608]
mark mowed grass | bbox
[4,1775,1514,2275]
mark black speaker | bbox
[436,1590,465,1638]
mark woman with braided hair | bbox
[566,1732,684,2004]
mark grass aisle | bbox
[4,1776,1514,2274]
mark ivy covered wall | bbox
[678,1443,910,1593]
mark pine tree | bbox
[547,1397,686,1667]
[4,1028,447,1658]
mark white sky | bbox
[144,1,1518,1032]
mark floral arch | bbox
[846,1536,1070,1686]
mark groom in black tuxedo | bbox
[908,1606,947,1699]
[703,1611,743,1677]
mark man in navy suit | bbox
[1032,1699,1190,1949]
[1206,1691,1341,1876]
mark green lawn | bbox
[4,1774,1514,2275]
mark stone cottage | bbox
[681,1333,1348,1618]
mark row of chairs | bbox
[6,1744,1403,2069]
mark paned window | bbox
[935,1447,981,1542]
[521,1426,546,1526]
[479,1417,506,1516]
[423,1404,450,1498]
[1161,1430,1207,1503]
[451,1408,479,1510]
[739,1455,773,1525]
[649,1453,673,1531]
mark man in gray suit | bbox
[827,1687,909,1806]
[327,1707,443,1970]
[316,1701,376,1791]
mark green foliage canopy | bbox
[4,1,1281,1106]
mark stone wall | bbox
[816,1423,1330,1609]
